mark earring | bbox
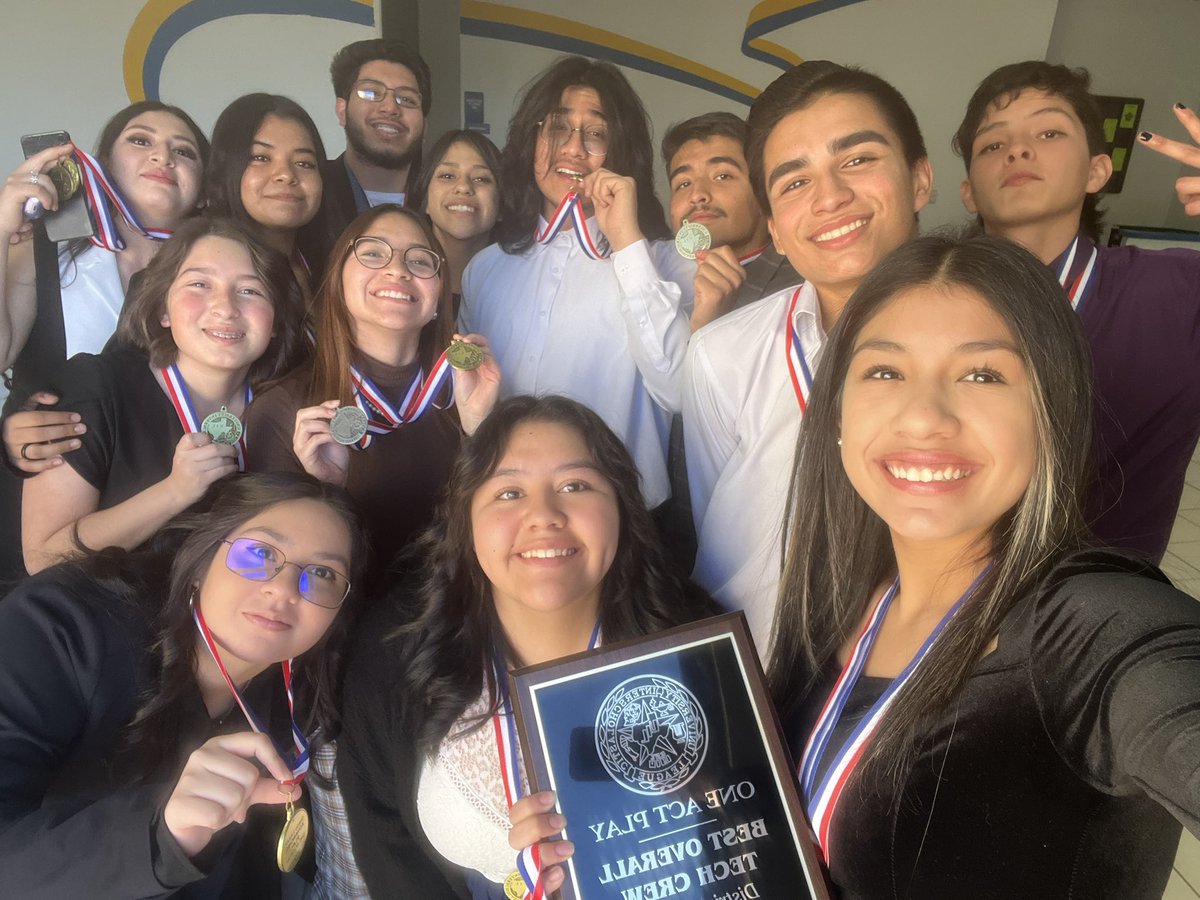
[837,437,843,447]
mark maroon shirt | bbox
[1059,235,1200,561]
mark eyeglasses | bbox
[222,538,351,609]
[537,113,609,157]
[352,237,442,278]
[353,79,422,110]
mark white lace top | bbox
[416,684,525,884]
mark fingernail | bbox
[70,413,81,422]
[1138,131,1153,142]
[69,440,81,449]
[549,813,566,829]
[74,424,85,433]
[538,791,556,808]
[556,841,575,858]
[1176,102,1188,111]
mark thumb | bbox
[248,777,305,810]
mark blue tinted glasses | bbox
[222,538,351,609]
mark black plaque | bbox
[510,613,830,900]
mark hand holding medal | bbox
[507,791,574,898]
[446,333,502,436]
[166,431,240,506]
[577,168,643,253]
[292,401,352,486]
[163,732,301,860]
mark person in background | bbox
[954,61,1200,562]
[461,56,692,515]
[661,111,799,332]
[205,93,326,302]
[408,129,502,315]
[298,39,431,283]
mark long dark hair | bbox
[398,395,707,753]
[408,128,502,220]
[204,93,327,232]
[768,235,1093,789]
[62,100,210,270]
[68,474,367,775]
[116,216,304,387]
[494,56,669,252]
[306,205,455,405]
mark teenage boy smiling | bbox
[956,61,1200,562]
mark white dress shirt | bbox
[683,281,826,650]
[460,220,694,507]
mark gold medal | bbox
[276,800,309,873]
[48,158,82,201]
[446,339,485,371]
[503,870,527,900]
[201,406,243,445]
[674,218,712,260]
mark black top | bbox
[789,551,1200,900]
[295,154,370,286]
[244,360,461,587]
[54,347,183,508]
[0,567,287,898]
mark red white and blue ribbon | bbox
[160,364,252,471]
[738,244,768,266]
[347,352,454,450]
[494,622,601,899]
[798,570,987,862]
[536,191,610,260]
[71,146,173,251]
[192,601,310,782]
[1054,234,1099,312]
[785,286,816,413]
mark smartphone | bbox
[20,130,95,243]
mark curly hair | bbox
[494,56,669,252]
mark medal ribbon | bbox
[784,286,816,413]
[347,352,454,450]
[798,569,989,862]
[160,364,252,471]
[493,622,601,899]
[1053,234,1099,312]
[192,602,310,782]
[536,191,610,260]
[71,147,173,251]
[738,244,769,266]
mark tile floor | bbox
[1160,451,1200,899]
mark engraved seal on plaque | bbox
[594,675,708,796]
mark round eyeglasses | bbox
[537,113,609,157]
[352,237,442,278]
[353,79,422,110]
[222,538,351,609]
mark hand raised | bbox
[1138,103,1200,217]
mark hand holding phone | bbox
[15,131,94,243]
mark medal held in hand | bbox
[48,158,82,201]
[503,870,527,900]
[276,796,310,873]
[446,339,485,371]
[330,406,369,446]
[201,406,243,445]
[674,218,712,260]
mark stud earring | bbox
[837,437,843,447]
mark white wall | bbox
[0,0,378,177]
[1047,0,1200,231]
[458,0,1060,232]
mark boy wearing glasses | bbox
[299,39,432,280]
[460,56,693,511]
[955,61,1200,562]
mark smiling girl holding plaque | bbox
[335,395,715,898]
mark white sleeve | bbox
[612,239,695,414]
[682,328,739,531]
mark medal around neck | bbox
[674,219,712,260]
[276,800,310,873]
[330,406,369,446]
[446,339,485,371]
[201,406,243,445]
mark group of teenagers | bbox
[0,32,1198,900]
